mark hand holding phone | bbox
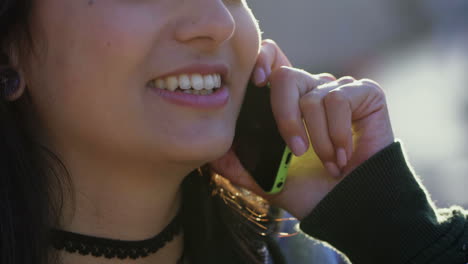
[233,82,292,195]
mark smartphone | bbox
[233,82,293,194]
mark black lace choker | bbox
[50,207,184,261]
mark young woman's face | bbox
[24,0,261,166]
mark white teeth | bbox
[178,74,191,90]
[191,74,204,90]
[211,74,218,88]
[203,75,215,90]
[218,75,221,87]
[166,76,178,91]
[150,73,222,93]
[155,79,166,89]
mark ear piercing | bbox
[0,68,20,99]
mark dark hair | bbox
[0,1,287,263]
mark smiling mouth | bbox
[147,73,222,95]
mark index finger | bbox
[253,39,292,86]
[269,67,332,156]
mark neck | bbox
[52,148,195,264]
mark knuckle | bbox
[256,49,267,59]
[262,39,278,47]
[313,75,335,87]
[318,72,337,81]
[257,52,272,65]
[316,80,339,90]
[360,78,387,98]
[337,76,356,84]
[360,78,380,89]
[324,89,347,105]
[299,91,323,109]
[261,39,278,56]
[270,65,294,81]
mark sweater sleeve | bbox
[298,140,468,264]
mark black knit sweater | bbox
[294,140,468,263]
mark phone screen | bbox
[233,82,292,194]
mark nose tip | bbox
[174,2,236,48]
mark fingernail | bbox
[324,162,341,178]
[254,67,266,84]
[336,148,347,168]
[289,136,308,156]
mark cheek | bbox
[27,2,170,150]
[52,5,165,87]
[233,8,261,74]
[226,8,261,120]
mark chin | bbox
[166,133,233,165]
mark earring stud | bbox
[0,68,20,99]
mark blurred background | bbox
[246,0,468,262]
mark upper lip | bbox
[151,63,229,84]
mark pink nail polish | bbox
[254,68,266,84]
[336,148,347,168]
[290,136,307,156]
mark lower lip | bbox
[149,85,229,109]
